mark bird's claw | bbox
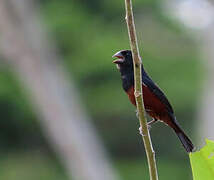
[136,110,139,118]
[147,124,152,130]
[139,124,152,136]
[139,126,145,136]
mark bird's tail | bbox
[170,120,194,153]
[176,130,194,153]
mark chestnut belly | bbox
[126,85,168,120]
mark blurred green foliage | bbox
[0,0,203,178]
[0,152,67,180]
[0,152,192,180]
[117,158,192,180]
[0,68,47,151]
[41,0,201,156]
[0,0,202,154]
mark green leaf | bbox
[189,139,214,180]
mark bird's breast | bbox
[126,84,167,119]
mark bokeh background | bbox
[1,0,214,179]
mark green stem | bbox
[124,0,159,179]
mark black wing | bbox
[142,68,174,114]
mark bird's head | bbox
[112,50,133,72]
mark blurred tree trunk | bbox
[0,0,119,180]
[198,22,214,144]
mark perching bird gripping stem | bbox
[124,0,159,179]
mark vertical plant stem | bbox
[125,0,159,179]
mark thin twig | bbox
[124,0,159,179]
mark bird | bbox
[112,49,194,153]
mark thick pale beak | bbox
[112,51,124,64]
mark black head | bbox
[112,50,133,75]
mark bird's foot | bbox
[147,124,152,130]
[139,124,152,136]
[139,126,145,136]
[136,110,139,118]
